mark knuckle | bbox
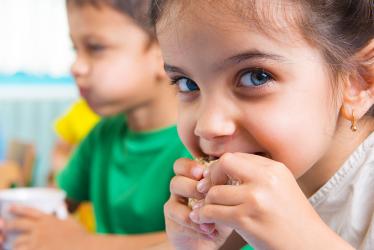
[181,214,192,226]
[199,206,212,221]
[265,171,281,188]
[205,186,220,203]
[219,153,233,166]
[173,159,183,174]
[247,190,266,216]
[163,201,170,214]
[169,177,179,193]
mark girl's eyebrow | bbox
[215,49,286,71]
[164,50,286,75]
[164,64,189,75]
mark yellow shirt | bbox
[54,99,100,144]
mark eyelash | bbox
[236,67,275,88]
[169,67,276,92]
[87,43,106,53]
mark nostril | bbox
[254,152,272,159]
[254,152,267,157]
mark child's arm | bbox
[84,232,170,250]
[5,206,169,250]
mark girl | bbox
[0,0,190,249]
[152,0,374,249]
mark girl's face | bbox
[68,3,160,116]
[157,4,344,178]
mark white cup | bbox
[0,188,67,250]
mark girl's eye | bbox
[239,69,273,87]
[173,78,199,93]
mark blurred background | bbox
[0,0,78,186]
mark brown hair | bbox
[67,0,155,39]
[151,0,374,116]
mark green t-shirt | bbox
[57,115,191,234]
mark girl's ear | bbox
[341,39,374,120]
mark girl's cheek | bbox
[177,111,198,154]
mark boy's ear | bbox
[341,39,374,120]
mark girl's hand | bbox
[164,158,232,250]
[194,153,351,250]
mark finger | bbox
[170,176,205,200]
[194,204,241,228]
[10,206,44,220]
[165,196,209,234]
[205,185,246,206]
[5,218,34,233]
[13,235,30,250]
[204,160,229,186]
[14,245,29,250]
[199,223,216,234]
[211,153,268,184]
[196,177,212,194]
[174,158,205,180]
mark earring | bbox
[351,110,358,132]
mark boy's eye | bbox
[87,43,105,53]
[173,78,199,93]
[239,69,273,87]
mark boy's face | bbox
[157,4,344,179]
[68,3,159,116]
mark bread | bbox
[188,157,215,208]
[188,157,240,208]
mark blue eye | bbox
[174,78,199,93]
[239,69,273,87]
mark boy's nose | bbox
[194,100,236,140]
[70,56,89,78]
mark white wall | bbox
[0,0,78,185]
[0,0,74,76]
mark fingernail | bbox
[189,210,199,223]
[203,168,210,178]
[200,223,215,234]
[197,179,208,193]
[192,200,203,210]
[208,229,218,239]
[192,167,203,179]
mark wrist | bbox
[303,221,355,250]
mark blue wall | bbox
[0,73,77,186]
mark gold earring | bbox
[351,110,358,132]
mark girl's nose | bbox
[194,99,236,140]
[70,55,89,79]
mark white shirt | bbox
[310,132,374,249]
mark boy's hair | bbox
[67,0,155,40]
[150,0,374,116]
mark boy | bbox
[0,1,190,249]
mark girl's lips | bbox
[203,152,271,160]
